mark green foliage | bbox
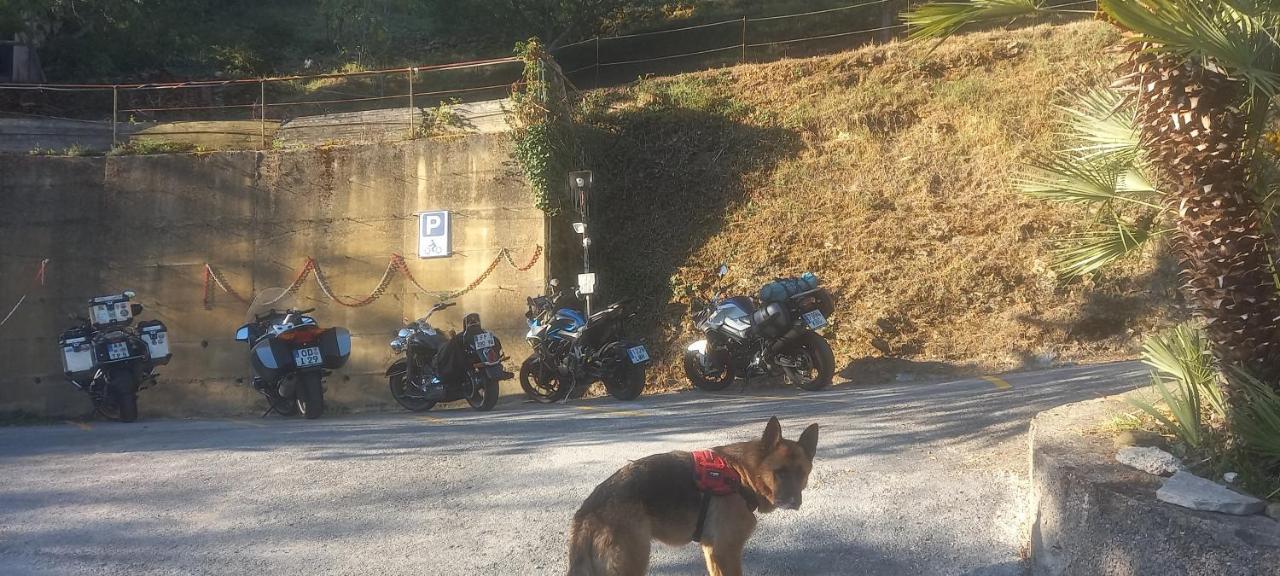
[510,38,577,215]
[904,0,1049,40]
[1229,366,1280,461]
[417,98,469,138]
[1128,323,1224,449]
[108,139,199,156]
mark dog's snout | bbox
[777,497,801,510]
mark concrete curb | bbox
[1028,395,1280,576]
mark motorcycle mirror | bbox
[123,290,136,299]
[717,264,729,277]
[130,303,144,316]
[234,325,250,342]
[549,278,559,287]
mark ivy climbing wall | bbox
[0,133,546,417]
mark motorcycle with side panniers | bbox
[57,290,171,423]
[234,288,351,419]
[683,266,837,392]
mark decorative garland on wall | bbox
[202,246,542,309]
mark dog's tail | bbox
[566,519,596,576]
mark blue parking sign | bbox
[418,211,451,258]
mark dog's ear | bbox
[762,416,782,449]
[798,423,819,461]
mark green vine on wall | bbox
[510,38,576,215]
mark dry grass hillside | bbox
[579,20,1184,389]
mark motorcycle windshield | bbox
[245,287,299,324]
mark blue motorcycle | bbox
[520,280,649,402]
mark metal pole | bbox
[408,68,415,139]
[259,80,266,150]
[594,36,601,89]
[741,17,748,63]
[111,85,119,147]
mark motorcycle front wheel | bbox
[389,372,437,412]
[519,356,566,403]
[467,375,500,411]
[683,346,734,392]
[297,372,325,419]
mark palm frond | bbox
[1227,365,1280,460]
[1128,374,1207,448]
[1015,153,1162,208]
[1143,323,1226,417]
[1052,214,1161,277]
[1101,0,1280,96]
[1056,88,1142,162]
[904,0,1050,40]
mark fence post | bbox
[111,85,119,148]
[594,36,601,89]
[408,68,415,139]
[259,80,266,150]
[741,17,748,63]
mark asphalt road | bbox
[0,361,1147,576]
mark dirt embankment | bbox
[579,20,1183,390]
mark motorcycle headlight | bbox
[397,328,412,338]
[389,337,405,353]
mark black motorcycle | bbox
[234,290,351,419]
[386,302,512,412]
[518,280,649,402]
[684,267,836,392]
[57,290,171,422]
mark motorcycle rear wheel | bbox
[782,332,835,391]
[100,367,139,423]
[389,372,437,412]
[297,372,325,419]
[519,356,566,403]
[467,375,500,411]
[604,362,646,401]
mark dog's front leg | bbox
[701,542,745,576]
[697,496,755,576]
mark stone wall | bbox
[0,134,545,418]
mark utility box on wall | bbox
[0,41,44,83]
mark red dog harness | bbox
[691,450,757,542]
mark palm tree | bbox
[905,0,1280,390]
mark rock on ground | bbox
[1157,471,1267,516]
[1115,446,1181,476]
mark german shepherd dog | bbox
[568,416,819,576]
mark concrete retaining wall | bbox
[0,134,545,418]
[1029,397,1280,575]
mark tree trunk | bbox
[1120,48,1280,389]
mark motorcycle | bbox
[519,279,649,402]
[386,301,512,412]
[234,288,351,419]
[684,266,837,392]
[57,290,171,422]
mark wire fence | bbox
[0,0,1098,153]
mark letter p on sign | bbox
[418,210,451,259]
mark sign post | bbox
[417,211,451,259]
[568,171,594,315]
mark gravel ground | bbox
[0,361,1145,576]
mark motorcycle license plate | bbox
[107,341,130,360]
[627,345,650,364]
[474,331,496,350]
[294,347,323,368]
[802,310,828,330]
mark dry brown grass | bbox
[579,20,1185,391]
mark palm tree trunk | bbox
[1120,48,1280,389]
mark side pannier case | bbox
[137,320,172,365]
[319,327,352,369]
[59,326,95,380]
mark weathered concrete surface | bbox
[1029,394,1280,576]
[0,134,545,418]
[0,119,281,153]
